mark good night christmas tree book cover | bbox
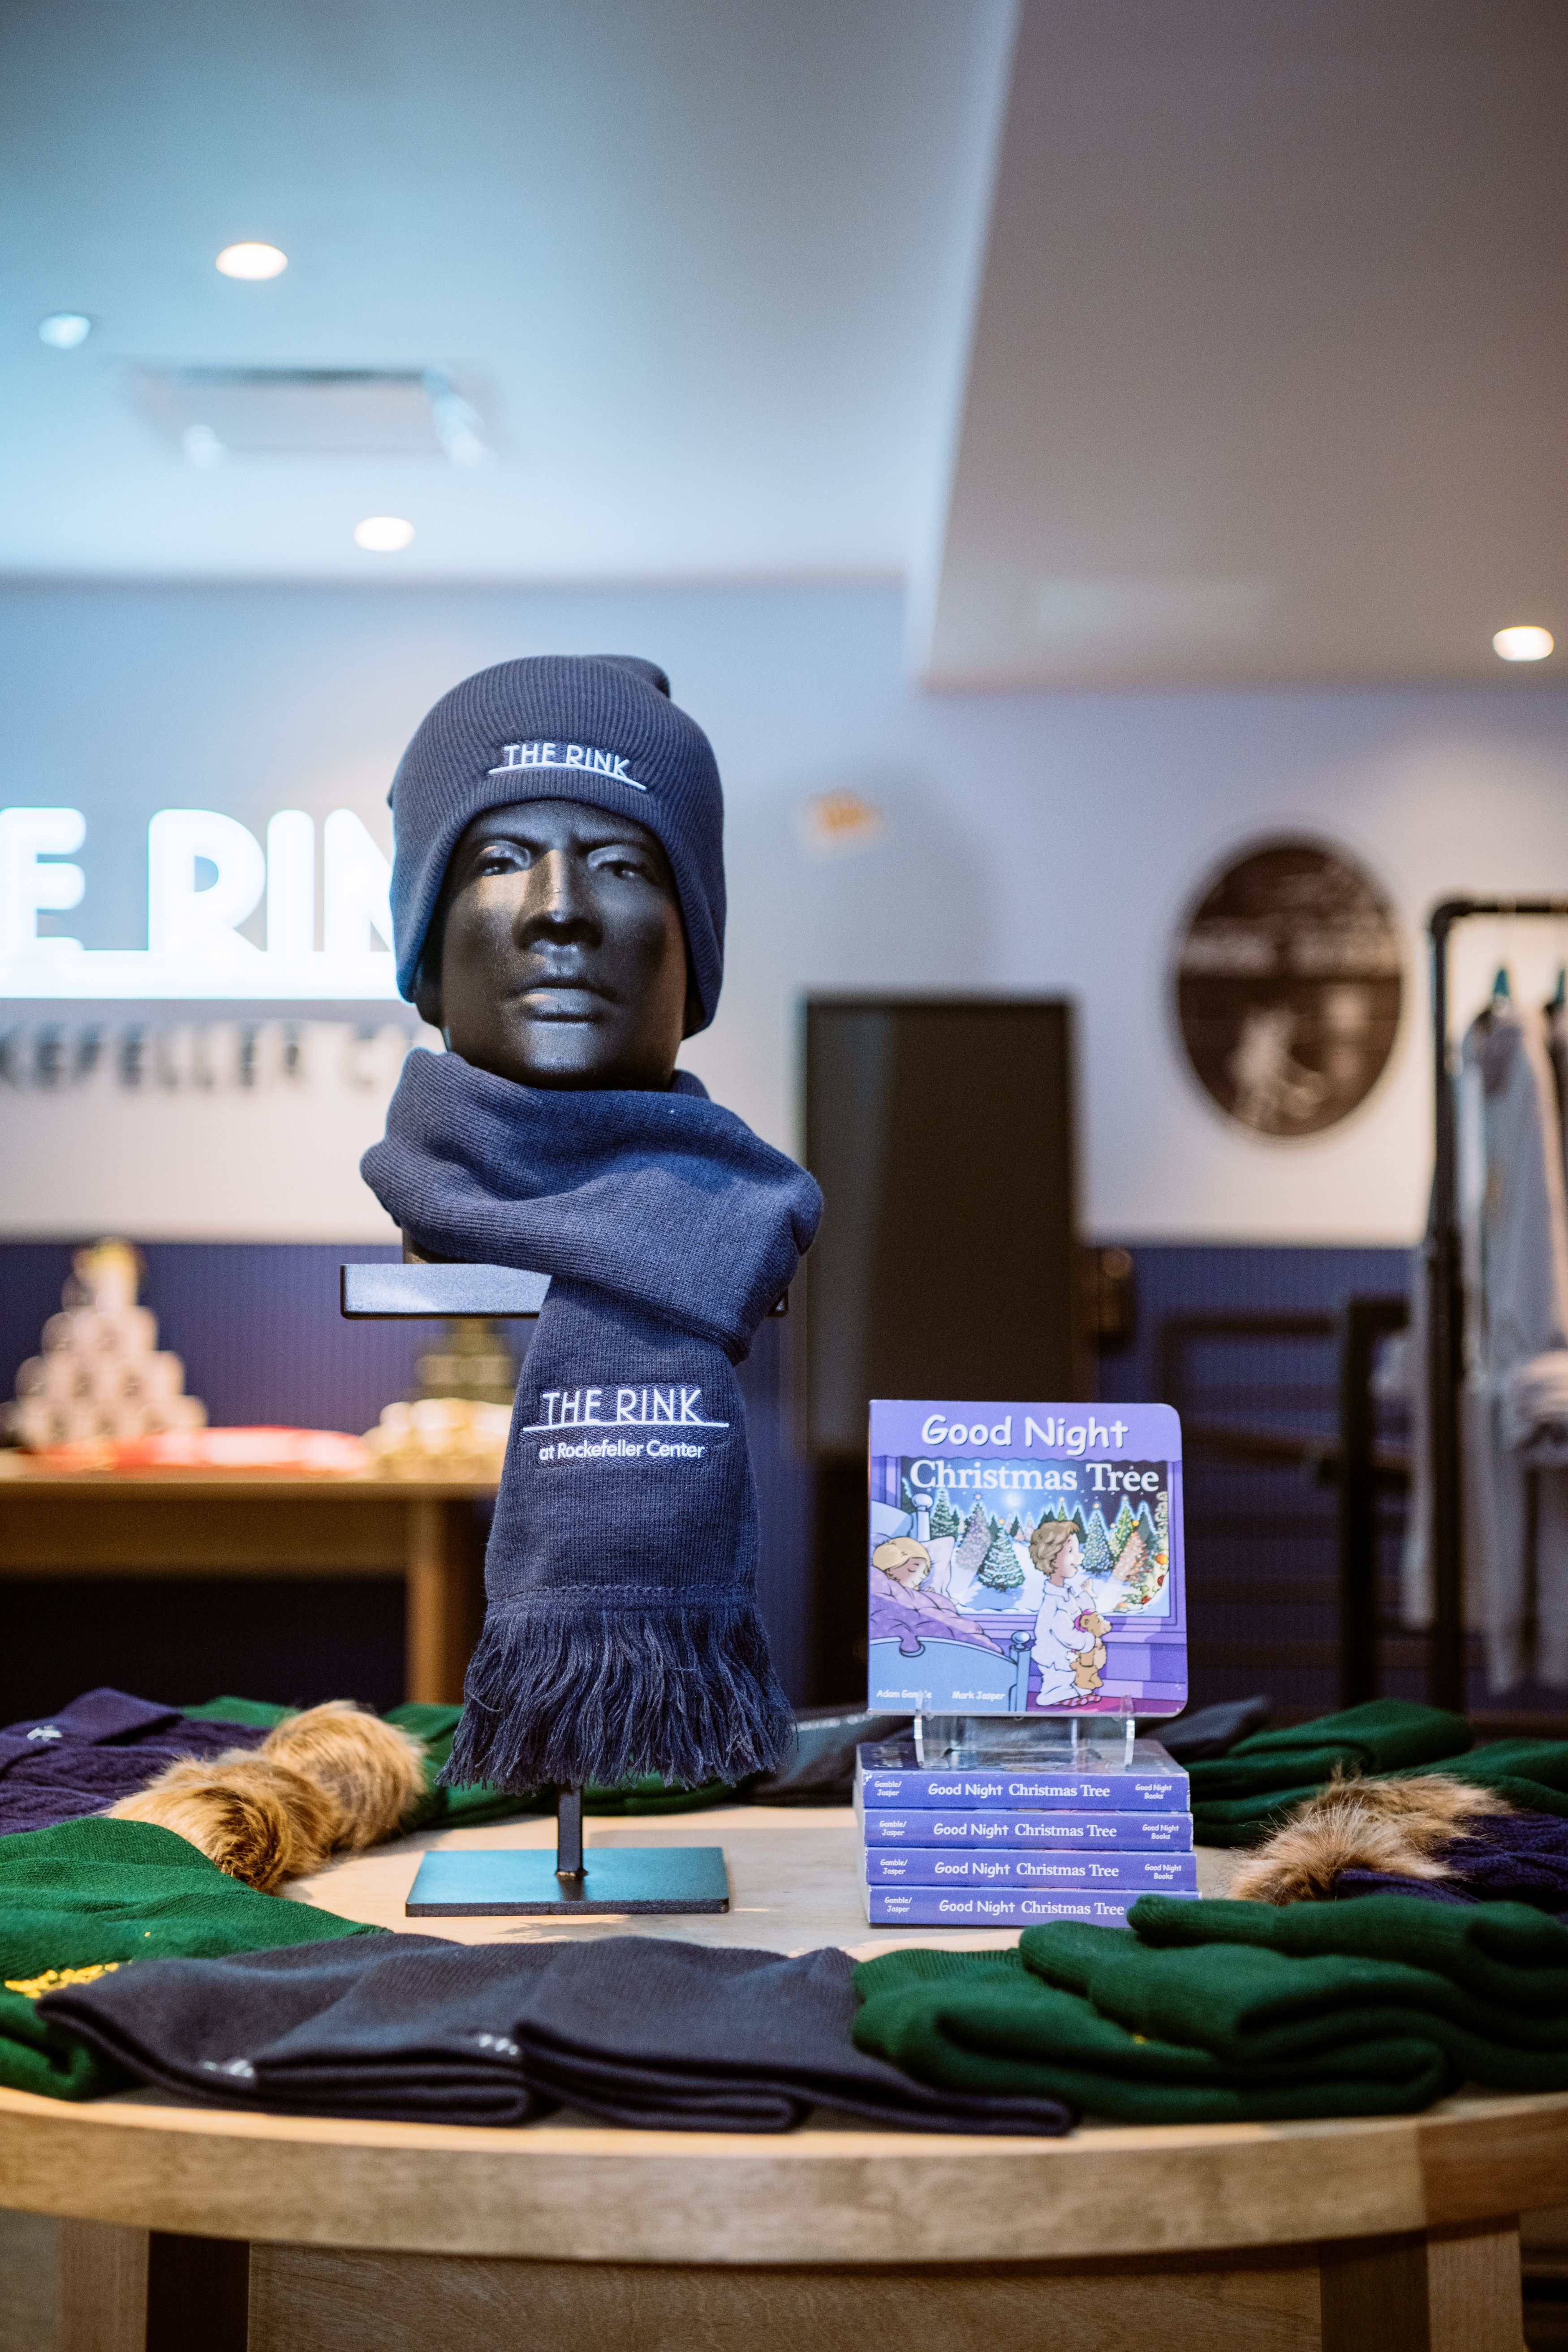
[867,1401,1186,1718]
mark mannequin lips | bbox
[514,973,618,1020]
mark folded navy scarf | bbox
[362,1050,822,1791]
[41,1933,1072,2135]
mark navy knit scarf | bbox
[362,1051,822,1792]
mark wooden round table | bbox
[0,1806,1553,2352]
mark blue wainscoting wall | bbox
[0,1236,1431,1725]
[0,1239,812,1722]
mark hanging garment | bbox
[362,1048,822,1792]
[1460,1005,1568,1687]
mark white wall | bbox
[2,578,1565,1242]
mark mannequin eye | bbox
[591,844,659,882]
[472,841,528,877]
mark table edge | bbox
[0,2082,1561,2265]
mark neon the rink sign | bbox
[0,806,404,1002]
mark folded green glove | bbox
[1185,1700,1478,1845]
[0,1815,377,2101]
[1028,1913,1568,2090]
[852,1883,1568,2124]
[852,1942,1456,2123]
[1188,1701,1472,1802]
[1399,1740,1568,1821]
[1130,1891,1568,2022]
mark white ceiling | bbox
[923,0,1568,686]
[6,0,1566,692]
[0,0,1015,581]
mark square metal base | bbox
[405,1845,730,1917]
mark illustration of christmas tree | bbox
[4,1240,207,1449]
[976,1517,1025,1592]
[949,1501,991,1585]
[1109,1497,1137,1555]
[1007,1514,1023,1539]
[1113,1493,1170,1607]
[926,1488,962,1541]
[1080,1505,1115,1581]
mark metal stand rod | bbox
[1070,1717,1081,1762]
[1426,896,1568,1715]
[1123,1714,1136,1768]
[555,1786,584,1881]
[913,1713,925,1765]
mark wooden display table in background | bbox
[0,1808,1551,2350]
[0,1466,497,1704]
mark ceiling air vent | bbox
[131,368,488,467]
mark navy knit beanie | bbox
[388,655,725,1030]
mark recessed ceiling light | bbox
[353,516,414,552]
[38,313,92,349]
[182,425,225,470]
[215,242,288,281]
[1493,625,1554,663]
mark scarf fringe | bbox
[439,1602,796,1793]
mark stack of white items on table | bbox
[3,1240,207,1450]
[854,1723,1196,1929]
[363,1396,511,1479]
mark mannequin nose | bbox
[519,849,595,937]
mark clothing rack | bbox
[1426,896,1568,1710]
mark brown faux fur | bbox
[109,1754,340,1893]
[260,1702,426,1849]
[1229,1771,1513,1906]
[106,1703,428,1891]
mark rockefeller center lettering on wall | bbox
[1172,836,1403,1138]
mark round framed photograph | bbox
[1172,837,1403,1138]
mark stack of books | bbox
[855,1732,1196,1929]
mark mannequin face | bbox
[415,799,692,1090]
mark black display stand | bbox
[343,1251,731,1918]
[405,1788,728,1916]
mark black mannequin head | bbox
[413,798,695,1090]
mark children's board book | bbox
[867,1400,1185,1718]
[855,1739,1189,1812]
[862,1887,1199,1929]
[863,1849,1198,1892]
[859,1809,1193,1851]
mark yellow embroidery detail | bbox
[4,1962,124,2002]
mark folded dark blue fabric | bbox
[1335,1809,1568,1917]
[362,1050,821,1794]
[0,1690,269,1836]
[42,1933,1073,2135]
